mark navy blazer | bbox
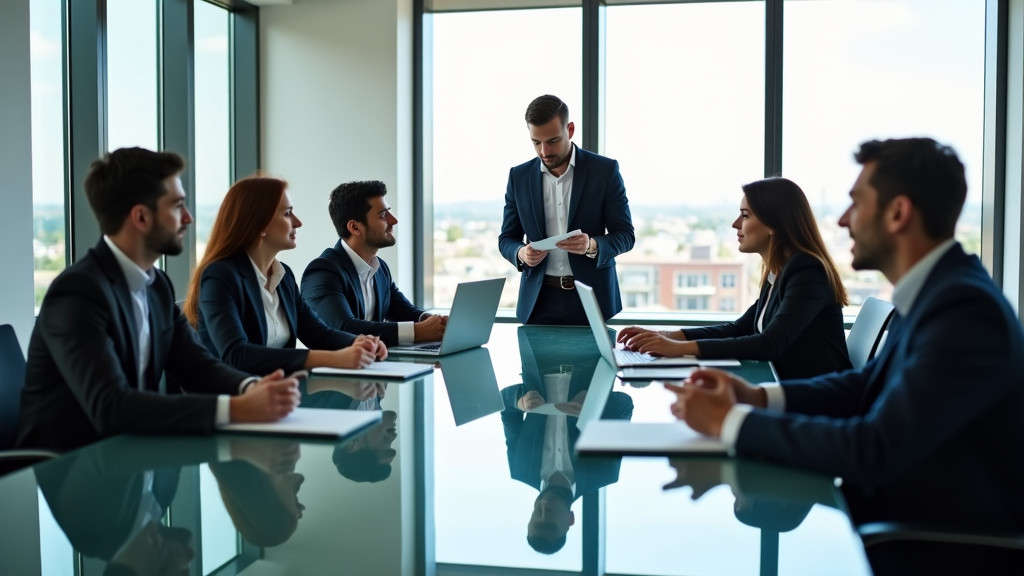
[737,244,1024,530]
[683,251,851,379]
[17,240,248,452]
[301,240,425,346]
[196,252,356,375]
[498,146,635,323]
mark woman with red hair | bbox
[185,176,386,374]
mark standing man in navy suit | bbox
[668,138,1024,573]
[499,95,635,324]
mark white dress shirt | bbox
[720,239,960,451]
[540,144,577,278]
[539,372,577,491]
[340,239,416,344]
[249,257,291,349]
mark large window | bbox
[430,7,582,310]
[106,0,158,151]
[783,0,986,310]
[193,0,232,263]
[425,0,993,320]
[30,0,67,311]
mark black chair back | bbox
[0,324,27,450]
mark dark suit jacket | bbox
[498,146,635,323]
[683,251,851,379]
[17,240,248,452]
[301,239,425,346]
[197,252,357,374]
[737,244,1024,530]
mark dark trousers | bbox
[526,283,589,326]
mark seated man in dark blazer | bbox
[668,138,1024,573]
[302,180,446,347]
[16,147,301,452]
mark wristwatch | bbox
[585,239,598,259]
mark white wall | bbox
[259,1,416,573]
[260,0,414,296]
[0,0,38,352]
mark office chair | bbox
[859,522,1024,573]
[0,324,57,477]
[845,297,896,369]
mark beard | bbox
[366,230,396,249]
[145,225,185,256]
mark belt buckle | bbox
[559,276,575,290]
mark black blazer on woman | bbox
[196,252,357,374]
[683,251,850,379]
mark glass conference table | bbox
[0,324,871,576]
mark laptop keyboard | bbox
[614,348,654,364]
[414,343,442,351]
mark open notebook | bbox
[220,407,382,439]
[575,420,728,455]
[311,361,433,380]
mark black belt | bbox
[543,275,575,290]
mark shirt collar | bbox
[103,235,155,293]
[891,239,958,316]
[539,143,577,177]
[340,238,380,278]
[248,256,285,293]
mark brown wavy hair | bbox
[184,176,288,327]
[742,177,849,306]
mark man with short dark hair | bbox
[668,138,1024,572]
[17,147,301,452]
[302,180,445,347]
[499,94,635,325]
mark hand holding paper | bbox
[529,229,583,251]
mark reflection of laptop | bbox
[389,277,505,356]
[575,280,698,369]
[438,347,503,426]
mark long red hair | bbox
[184,177,288,327]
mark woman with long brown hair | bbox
[618,177,850,379]
[184,176,385,374]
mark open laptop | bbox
[388,277,505,356]
[575,280,700,369]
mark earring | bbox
[261,233,266,238]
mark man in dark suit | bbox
[498,95,635,325]
[668,138,1024,571]
[16,147,301,452]
[302,180,446,347]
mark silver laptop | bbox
[575,280,699,369]
[388,277,505,356]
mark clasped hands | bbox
[663,369,768,437]
[517,232,591,267]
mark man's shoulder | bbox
[510,157,541,175]
[304,244,356,277]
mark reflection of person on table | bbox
[334,410,398,483]
[500,328,633,554]
[35,437,303,573]
[303,378,387,411]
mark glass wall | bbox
[783,0,986,309]
[193,0,232,263]
[426,0,990,319]
[29,0,67,312]
[105,0,158,152]
[430,7,582,310]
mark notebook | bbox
[575,280,708,371]
[311,361,433,380]
[389,277,505,356]
[575,420,728,455]
[220,407,382,439]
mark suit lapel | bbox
[373,266,388,321]
[236,254,269,344]
[335,244,367,319]
[529,164,546,238]
[567,146,586,227]
[279,274,298,345]
[95,241,142,386]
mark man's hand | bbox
[414,314,448,342]
[555,232,591,255]
[687,369,767,407]
[518,244,548,267]
[517,390,545,411]
[230,370,301,423]
[663,379,736,437]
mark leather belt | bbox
[543,275,576,290]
